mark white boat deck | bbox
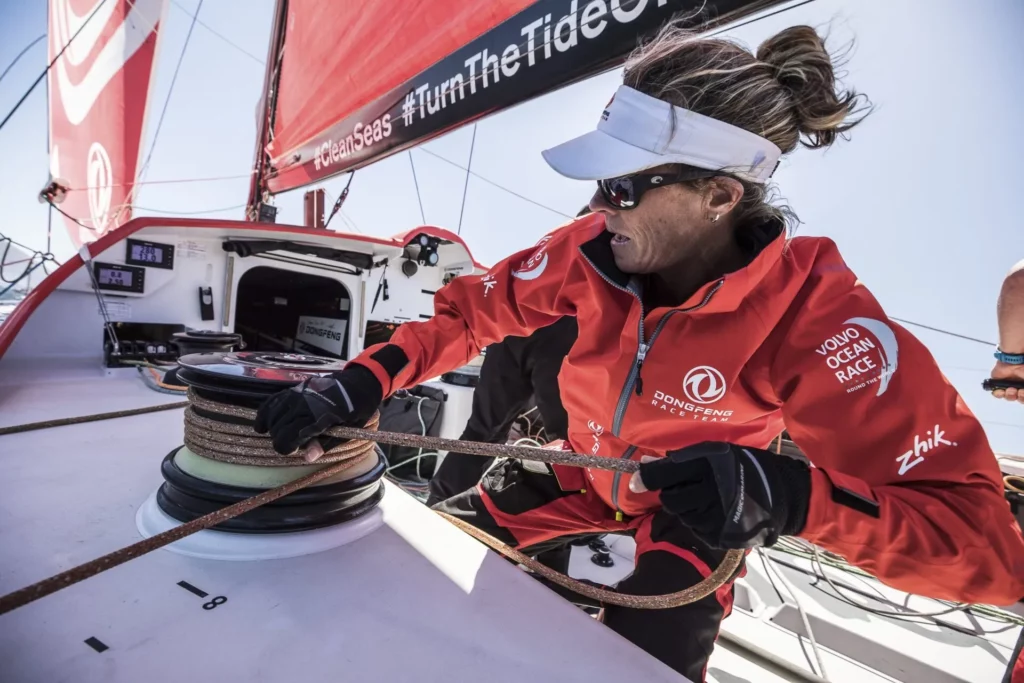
[1,362,1019,683]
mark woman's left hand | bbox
[629,441,811,549]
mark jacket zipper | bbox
[609,445,637,521]
[610,278,725,436]
[578,248,724,518]
[606,281,723,521]
[578,249,646,438]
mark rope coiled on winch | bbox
[188,389,744,610]
[185,395,379,466]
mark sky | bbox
[0,0,1021,453]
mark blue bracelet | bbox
[995,349,1024,365]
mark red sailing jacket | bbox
[354,214,1024,605]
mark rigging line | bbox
[0,34,46,88]
[130,202,248,215]
[0,261,46,299]
[168,0,265,66]
[339,210,362,234]
[48,202,96,232]
[0,0,111,133]
[418,148,573,219]
[136,0,204,185]
[0,231,58,259]
[982,420,1024,431]
[707,0,821,39]
[408,151,427,224]
[0,241,39,285]
[44,0,51,255]
[45,205,54,255]
[65,171,256,191]
[457,123,477,235]
[324,172,355,229]
[890,317,995,347]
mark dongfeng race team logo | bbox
[682,366,727,404]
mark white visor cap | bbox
[542,85,782,184]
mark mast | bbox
[246,0,290,222]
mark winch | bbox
[136,351,387,557]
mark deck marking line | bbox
[177,580,208,598]
[84,637,108,653]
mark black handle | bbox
[982,377,1024,391]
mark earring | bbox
[710,214,720,223]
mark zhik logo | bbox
[895,424,956,476]
[682,366,727,404]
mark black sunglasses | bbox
[597,167,715,210]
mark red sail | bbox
[266,0,535,192]
[47,0,167,247]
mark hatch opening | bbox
[234,266,351,359]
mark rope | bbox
[0,401,189,437]
[439,513,743,610]
[188,389,641,474]
[0,390,743,614]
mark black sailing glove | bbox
[629,441,811,549]
[253,364,382,455]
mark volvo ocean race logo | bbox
[683,366,727,404]
[87,142,113,231]
[816,317,899,396]
[511,235,552,280]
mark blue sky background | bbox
[0,0,1021,453]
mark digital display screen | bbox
[130,243,164,263]
[98,267,133,287]
[125,238,174,269]
[94,262,144,292]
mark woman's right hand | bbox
[254,364,383,455]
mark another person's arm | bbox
[992,259,1024,402]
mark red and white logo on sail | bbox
[48,0,167,246]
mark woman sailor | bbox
[256,22,1024,681]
